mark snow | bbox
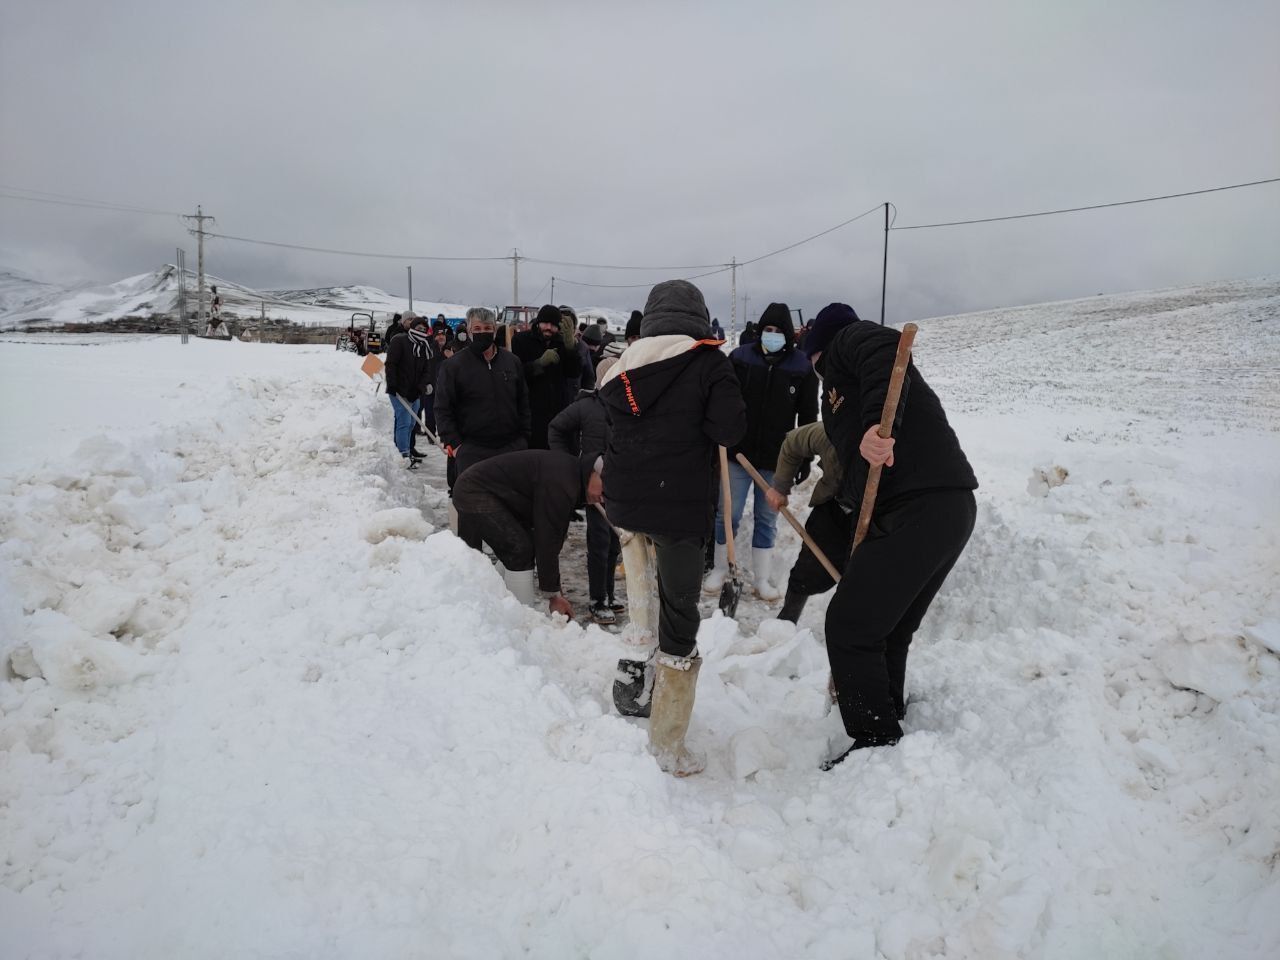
[0,265,472,330]
[1,276,1278,958]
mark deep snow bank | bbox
[1,277,1278,959]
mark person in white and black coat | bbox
[598,279,746,776]
[804,302,978,769]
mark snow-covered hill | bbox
[0,267,471,330]
[0,277,1277,958]
[0,269,75,317]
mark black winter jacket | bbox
[384,331,438,400]
[548,389,610,461]
[820,321,977,513]
[727,313,818,468]
[511,329,582,449]
[452,450,590,594]
[600,337,746,540]
[434,346,530,451]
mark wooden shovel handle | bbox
[735,452,842,583]
[853,323,918,549]
[718,445,737,567]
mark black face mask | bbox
[470,332,495,353]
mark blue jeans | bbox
[714,461,778,549]
[390,395,420,455]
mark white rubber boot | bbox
[619,532,658,647]
[649,651,705,776]
[501,567,537,606]
[752,548,782,601]
[702,542,729,594]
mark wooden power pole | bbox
[183,206,214,329]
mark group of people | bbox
[379,281,977,776]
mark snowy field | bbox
[1,277,1278,959]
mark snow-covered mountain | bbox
[0,266,471,330]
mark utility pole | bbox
[550,276,555,304]
[407,266,413,312]
[729,256,737,344]
[176,248,189,344]
[880,202,889,326]
[183,205,214,330]
[742,292,751,328]
[512,248,521,304]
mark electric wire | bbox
[738,203,884,266]
[891,177,1280,230]
[522,256,727,271]
[0,189,184,218]
[201,231,510,262]
[551,264,735,290]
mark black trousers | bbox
[787,499,854,597]
[825,488,976,742]
[586,507,620,603]
[458,508,534,574]
[650,534,705,658]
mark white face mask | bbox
[760,331,786,353]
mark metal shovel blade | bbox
[718,565,743,618]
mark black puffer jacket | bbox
[434,346,530,450]
[385,330,438,399]
[511,328,582,449]
[727,303,819,469]
[600,280,746,540]
[820,320,977,513]
[548,389,610,461]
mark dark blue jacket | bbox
[728,320,819,470]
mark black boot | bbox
[777,588,808,623]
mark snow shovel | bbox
[394,394,440,448]
[734,452,843,584]
[852,323,918,549]
[718,445,744,617]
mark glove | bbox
[794,458,813,486]
[559,316,576,347]
[536,347,561,367]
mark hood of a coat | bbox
[598,335,717,418]
[639,280,713,340]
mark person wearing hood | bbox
[511,304,582,449]
[804,303,977,769]
[704,302,819,600]
[598,280,746,776]
[549,356,622,624]
[384,311,437,466]
[453,449,603,620]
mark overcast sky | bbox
[2,0,1277,325]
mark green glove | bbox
[560,315,576,347]
[537,347,561,367]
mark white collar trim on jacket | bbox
[599,335,721,386]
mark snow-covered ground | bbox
[1,277,1277,959]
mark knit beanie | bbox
[625,310,643,340]
[581,324,603,345]
[535,304,561,327]
[804,303,860,358]
[758,302,791,331]
[640,280,711,339]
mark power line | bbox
[202,231,511,262]
[552,264,736,290]
[0,189,183,218]
[523,256,726,271]
[891,177,1280,230]
[739,203,883,266]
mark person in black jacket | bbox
[704,301,819,601]
[384,311,435,464]
[803,303,978,769]
[453,449,602,620]
[599,279,746,776]
[434,307,531,483]
[383,312,405,349]
[549,356,621,624]
[511,304,581,449]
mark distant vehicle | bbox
[337,312,381,355]
[500,306,538,332]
